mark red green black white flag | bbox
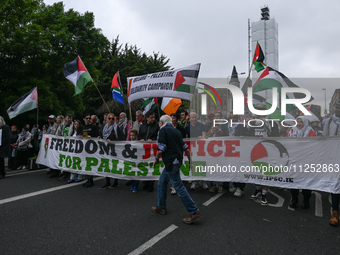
[64,56,92,96]
[7,87,38,119]
[253,41,266,72]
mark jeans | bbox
[158,163,198,214]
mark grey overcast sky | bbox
[44,0,340,113]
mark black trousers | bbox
[0,158,5,176]
[291,189,312,200]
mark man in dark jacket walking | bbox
[151,115,201,224]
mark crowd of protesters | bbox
[1,100,340,226]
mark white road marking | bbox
[313,191,323,217]
[128,224,178,255]
[267,190,285,207]
[0,177,104,205]
[6,169,47,176]
[203,192,226,206]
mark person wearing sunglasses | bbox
[100,113,124,189]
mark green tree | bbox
[0,0,171,127]
[0,0,109,126]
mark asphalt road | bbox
[1,167,339,255]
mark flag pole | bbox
[37,106,39,126]
[92,81,111,114]
[129,105,133,126]
[77,56,111,114]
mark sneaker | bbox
[183,211,201,224]
[100,183,111,189]
[17,166,22,170]
[209,186,217,193]
[111,182,119,189]
[22,166,26,170]
[234,187,244,197]
[170,186,176,195]
[261,195,268,205]
[201,181,208,190]
[229,186,237,193]
[190,182,197,190]
[132,186,138,193]
[67,179,75,183]
[131,185,134,191]
[250,189,262,200]
[218,186,224,193]
[151,206,167,215]
[74,179,82,182]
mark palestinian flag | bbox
[173,63,200,94]
[142,97,158,114]
[64,56,92,96]
[161,97,182,116]
[253,41,266,72]
[111,71,124,105]
[7,87,38,119]
[251,67,313,112]
[301,104,323,125]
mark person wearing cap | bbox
[46,115,58,135]
[0,116,11,179]
[249,103,279,205]
[324,100,340,226]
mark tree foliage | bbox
[0,0,170,127]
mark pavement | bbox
[1,167,339,255]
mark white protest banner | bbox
[127,63,200,103]
[36,135,340,194]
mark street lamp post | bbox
[322,88,327,115]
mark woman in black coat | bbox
[8,125,19,170]
[0,116,11,179]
